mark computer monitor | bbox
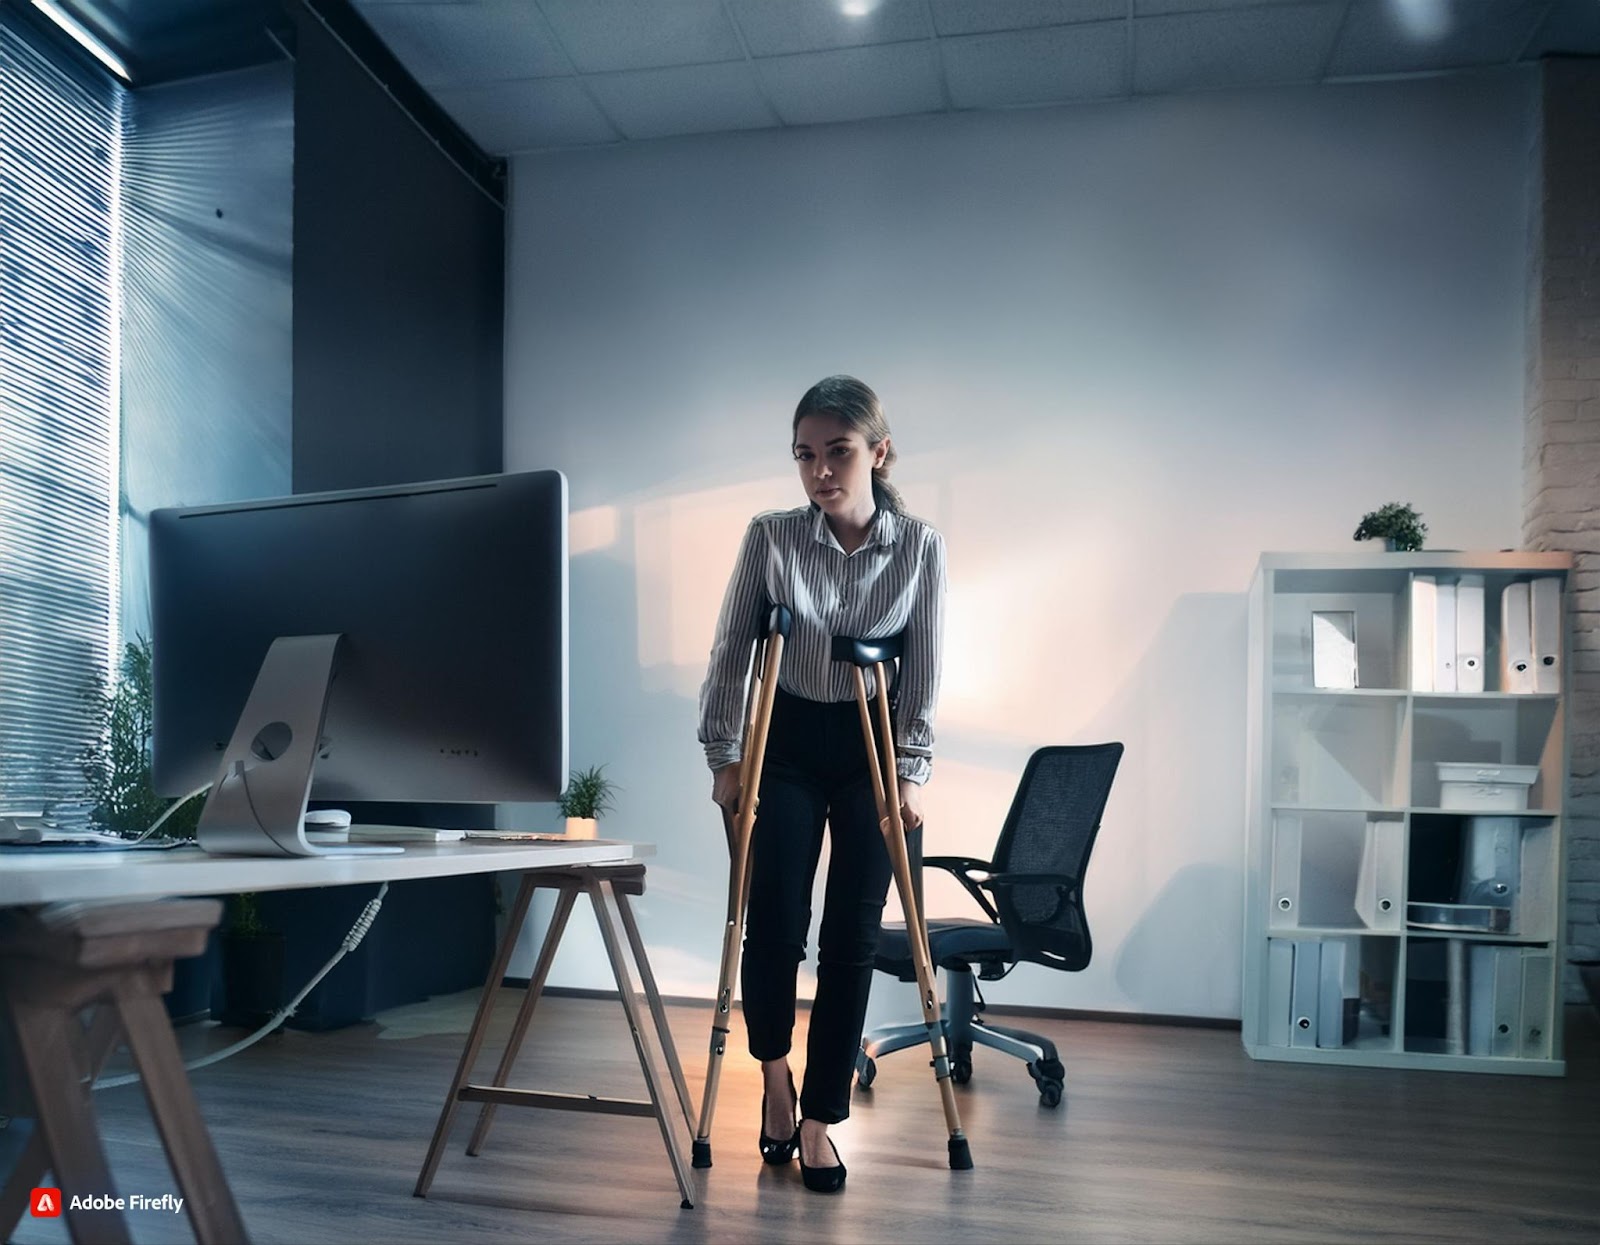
[150,469,568,857]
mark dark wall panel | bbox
[291,7,503,493]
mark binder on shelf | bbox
[1266,940,1294,1047]
[1518,950,1554,1059]
[1316,939,1359,1048]
[1290,940,1320,1048]
[1409,575,1436,692]
[1500,581,1534,694]
[1270,816,1302,930]
[1456,574,1485,693]
[1311,610,1359,689]
[1467,944,1523,1057]
[1458,816,1520,919]
[1433,581,1457,693]
[1354,818,1403,931]
[1531,576,1562,694]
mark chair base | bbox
[857,966,1066,1107]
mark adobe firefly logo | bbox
[30,1187,61,1217]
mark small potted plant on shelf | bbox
[1352,502,1427,552]
[557,765,618,839]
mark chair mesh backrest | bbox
[991,743,1123,970]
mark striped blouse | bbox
[697,504,948,785]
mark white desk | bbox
[0,839,646,906]
[0,839,689,1244]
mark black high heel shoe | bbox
[758,1072,799,1165]
[798,1128,847,1193]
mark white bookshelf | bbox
[1243,551,1573,1076]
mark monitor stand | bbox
[196,634,402,857]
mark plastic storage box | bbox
[1436,762,1539,811]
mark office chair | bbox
[857,742,1123,1108]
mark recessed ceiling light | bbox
[840,0,876,17]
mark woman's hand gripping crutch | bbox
[692,604,792,1170]
[833,633,974,1171]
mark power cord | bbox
[91,882,389,1091]
[125,780,213,843]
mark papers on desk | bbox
[0,814,184,852]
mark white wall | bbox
[504,71,1534,1020]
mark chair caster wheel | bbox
[951,1046,973,1085]
[1038,1079,1063,1109]
[856,1055,877,1090]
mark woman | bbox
[697,375,947,1192]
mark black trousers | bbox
[742,687,894,1125]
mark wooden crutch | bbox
[833,633,974,1171]
[692,603,792,1169]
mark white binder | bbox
[1317,939,1355,1048]
[1500,581,1534,693]
[1459,816,1520,919]
[1290,941,1320,1048]
[1433,581,1457,692]
[1491,947,1521,1057]
[1531,576,1562,693]
[1455,574,1485,693]
[1354,818,1403,931]
[1266,940,1294,1047]
[1409,575,1436,691]
[1270,816,1302,930]
[1519,950,1554,1059]
[1468,944,1523,1057]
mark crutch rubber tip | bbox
[691,1140,713,1168]
[681,1199,695,1210]
[948,1137,974,1170]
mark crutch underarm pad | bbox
[831,633,903,665]
[767,603,794,637]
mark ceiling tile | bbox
[356,2,570,87]
[931,0,1125,36]
[430,77,618,152]
[1525,0,1600,55]
[1135,3,1345,92]
[1134,0,1307,13]
[754,40,944,124]
[535,0,744,72]
[942,21,1126,106]
[586,61,777,140]
[1327,0,1548,76]
[730,0,929,56]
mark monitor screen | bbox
[150,470,567,846]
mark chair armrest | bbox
[923,856,999,923]
[982,872,1080,895]
[981,872,1080,926]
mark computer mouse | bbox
[303,808,353,829]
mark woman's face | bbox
[793,413,888,518]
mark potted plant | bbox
[557,765,618,839]
[1353,503,1427,552]
[80,635,202,841]
[213,892,286,1030]
[80,636,212,1022]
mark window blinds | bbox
[0,12,119,818]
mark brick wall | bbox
[1524,57,1600,1002]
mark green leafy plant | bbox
[226,891,268,938]
[79,635,202,840]
[557,765,618,819]
[1353,502,1427,552]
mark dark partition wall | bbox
[290,3,504,494]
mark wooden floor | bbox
[8,992,1600,1244]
